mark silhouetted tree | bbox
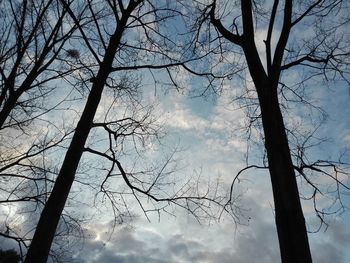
[0,128,79,261]
[0,0,80,130]
[24,1,237,262]
[189,0,350,262]
[0,1,97,257]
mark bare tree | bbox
[0,0,80,130]
[24,1,238,262]
[0,1,91,258]
[186,0,350,262]
[0,126,77,261]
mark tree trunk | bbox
[258,84,312,263]
[23,3,137,260]
[0,68,44,129]
[23,71,107,263]
[210,0,311,259]
[0,92,20,128]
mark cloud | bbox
[72,170,350,263]
[74,186,278,263]
[160,87,248,160]
[309,219,350,263]
[76,224,172,263]
[53,64,350,263]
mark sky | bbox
[1,1,350,262]
[70,82,350,263]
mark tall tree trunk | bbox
[24,3,135,259]
[24,68,107,263]
[258,83,312,263]
[210,0,312,260]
